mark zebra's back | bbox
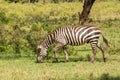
[54,25,101,45]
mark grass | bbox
[0,54,120,80]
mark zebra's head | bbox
[37,45,47,63]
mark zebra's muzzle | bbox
[36,55,44,63]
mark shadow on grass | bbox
[93,73,120,80]
[51,58,83,63]
[50,57,106,63]
[0,54,35,60]
[0,54,119,64]
[0,54,107,63]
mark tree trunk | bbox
[78,0,95,25]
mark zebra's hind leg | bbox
[53,43,64,62]
[90,42,97,63]
[97,41,107,62]
[63,47,69,62]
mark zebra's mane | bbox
[40,33,55,49]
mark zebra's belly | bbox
[67,38,86,46]
[68,42,85,46]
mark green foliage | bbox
[5,0,30,3]
[0,1,119,56]
[0,9,9,24]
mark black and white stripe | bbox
[37,25,109,63]
[41,26,101,47]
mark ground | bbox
[0,51,120,80]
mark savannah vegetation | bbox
[0,0,120,80]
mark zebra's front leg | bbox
[53,43,64,62]
[90,43,97,63]
[63,47,69,62]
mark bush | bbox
[0,1,119,56]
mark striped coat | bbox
[37,25,109,63]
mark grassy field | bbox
[0,54,120,80]
[0,0,120,80]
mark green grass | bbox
[0,54,120,80]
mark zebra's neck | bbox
[41,33,55,49]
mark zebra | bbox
[37,25,109,63]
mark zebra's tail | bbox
[102,34,109,47]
